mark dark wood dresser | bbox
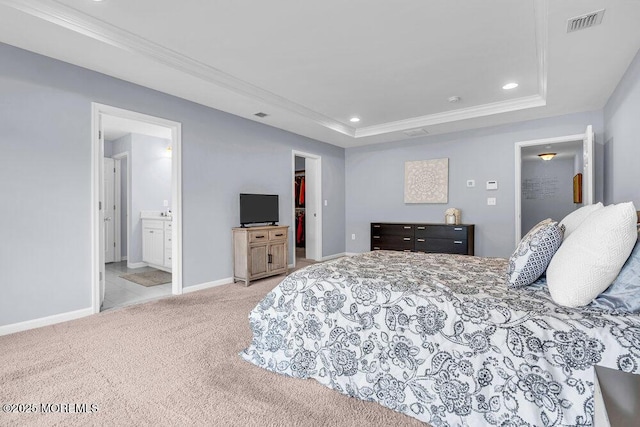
[370,223,474,255]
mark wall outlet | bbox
[486,180,498,190]
[324,200,328,206]
[466,179,475,188]
[351,234,356,240]
[163,200,169,207]
[487,197,497,206]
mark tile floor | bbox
[102,261,172,311]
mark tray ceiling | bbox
[0,0,638,147]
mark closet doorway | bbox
[514,125,594,244]
[292,151,322,268]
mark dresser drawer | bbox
[371,223,414,237]
[249,230,269,243]
[415,238,468,254]
[372,235,414,247]
[268,229,287,241]
[415,225,469,239]
[372,241,414,251]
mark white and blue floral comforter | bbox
[241,251,640,426]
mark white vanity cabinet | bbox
[142,218,172,272]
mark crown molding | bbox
[0,0,355,137]
[354,95,546,138]
[1,0,549,141]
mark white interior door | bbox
[583,125,595,205]
[98,120,106,307]
[103,157,116,263]
[305,157,320,261]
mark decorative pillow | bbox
[559,202,603,239]
[506,219,564,288]
[547,202,637,307]
[590,236,640,313]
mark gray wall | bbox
[0,43,345,326]
[521,157,575,235]
[604,48,640,206]
[345,111,604,258]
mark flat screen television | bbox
[239,193,279,226]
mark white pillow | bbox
[547,202,637,307]
[559,202,603,239]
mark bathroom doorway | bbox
[92,103,182,313]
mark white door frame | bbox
[112,152,128,262]
[91,103,183,314]
[291,150,322,265]
[514,125,594,245]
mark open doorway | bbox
[515,125,594,244]
[92,104,182,313]
[292,151,322,269]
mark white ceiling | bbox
[102,115,172,141]
[0,0,639,148]
[522,140,583,161]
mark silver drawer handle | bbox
[454,241,463,244]
[373,236,380,239]
[373,247,380,250]
[403,226,412,229]
[417,226,425,230]
[373,225,381,228]
[403,249,411,252]
[403,237,411,241]
[417,238,425,242]
[454,227,463,231]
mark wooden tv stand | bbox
[232,225,289,286]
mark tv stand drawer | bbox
[249,231,269,243]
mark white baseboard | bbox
[344,252,359,257]
[321,252,352,261]
[182,277,234,294]
[121,256,128,261]
[127,261,148,269]
[0,307,93,337]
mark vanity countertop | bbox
[141,211,172,221]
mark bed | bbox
[241,251,640,426]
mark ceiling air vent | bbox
[403,128,429,137]
[254,112,268,118]
[567,9,605,33]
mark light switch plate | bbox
[486,180,498,190]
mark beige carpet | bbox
[0,273,425,427]
[120,270,172,287]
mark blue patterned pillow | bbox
[507,219,564,288]
[590,236,640,313]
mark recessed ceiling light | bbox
[502,82,519,90]
[350,117,360,123]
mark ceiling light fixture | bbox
[502,82,519,90]
[350,117,360,123]
[538,153,556,161]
